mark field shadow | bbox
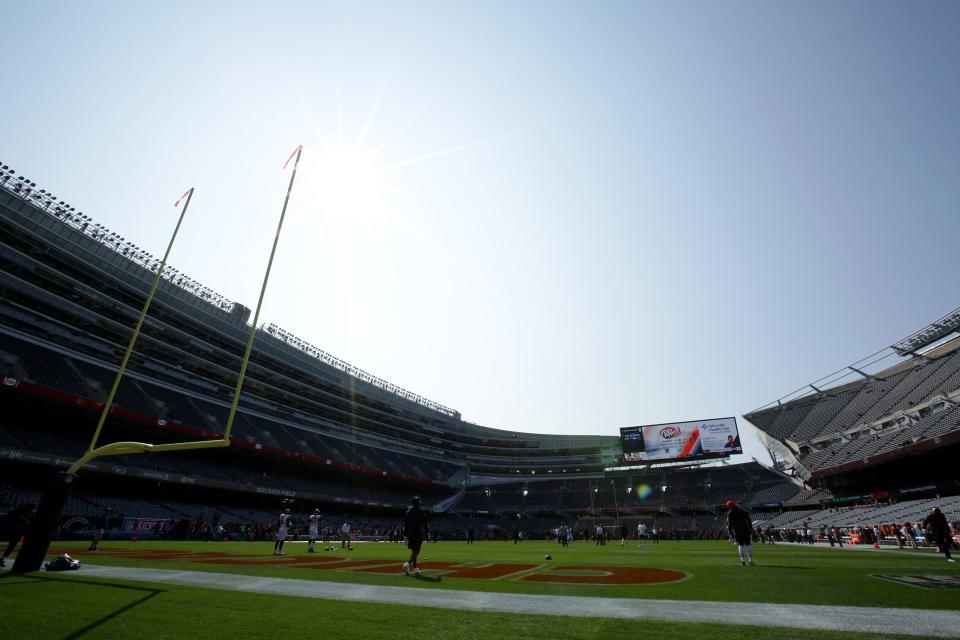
[753,564,816,570]
[413,574,443,583]
[33,574,166,640]
[0,574,45,586]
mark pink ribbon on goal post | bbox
[283,145,303,169]
[174,188,192,208]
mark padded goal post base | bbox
[11,471,77,574]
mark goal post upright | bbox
[13,146,304,573]
[222,144,303,443]
[85,187,195,455]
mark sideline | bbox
[24,564,960,638]
[773,541,953,559]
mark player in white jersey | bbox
[340,521,352,549]
[637,522,648,546]
[274,509,291,556]
[307,510,321,552]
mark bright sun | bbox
[309,146,386,223]
[289,93,513,239]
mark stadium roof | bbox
[891,305,960,356]
[748,309,960,414]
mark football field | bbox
[2,539,958,639]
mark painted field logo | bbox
[659,426,681,440]
[62,548,688,585]
[873,574,960,590]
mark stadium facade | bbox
[2,162,958,541]
[0,163,625,532]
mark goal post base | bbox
[12,471,77,574]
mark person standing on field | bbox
[923,508,955,563]
[902,523,917,550]
[725,500,754,566]
[340,520,352,549]
[274,508,291,556]
[402,496,429,576]
[88,507,111,551]
[307,510,321,552]
[637,521,647,546]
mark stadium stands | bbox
[757,495,960,532]
[2,164,958,545]
[746,339,960,477]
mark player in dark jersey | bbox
[402,496,429,576]
[725,500,754,566]
[923,507,956,563]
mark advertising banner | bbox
[621,417,741,462]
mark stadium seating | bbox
[2,168,958,545]
[746,345,960,474]
[757,495,960,531]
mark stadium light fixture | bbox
[626,487,632,494]
[661,484,668,492]
[522,489,529,497]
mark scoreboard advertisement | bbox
[620,417,741,462]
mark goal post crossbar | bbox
[66,438,229,474]
[69,145,304,474]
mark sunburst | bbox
[281,83,517,286]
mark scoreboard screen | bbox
[620,417,741,462]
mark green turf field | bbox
[1,539,958,639]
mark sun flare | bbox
[304,145,387,225]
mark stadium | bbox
[2,157,960,637]
[3,5,960,639]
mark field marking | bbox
[47,548,686,584]
[872,574,960,590]
[774,542,949,559]
[489,563,546,581]
[44,564,960,638]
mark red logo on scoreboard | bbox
[659,426,681,439]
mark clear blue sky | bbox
[3,2,959,460]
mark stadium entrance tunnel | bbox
[54,548,689,585]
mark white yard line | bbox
[48,564,960,638]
